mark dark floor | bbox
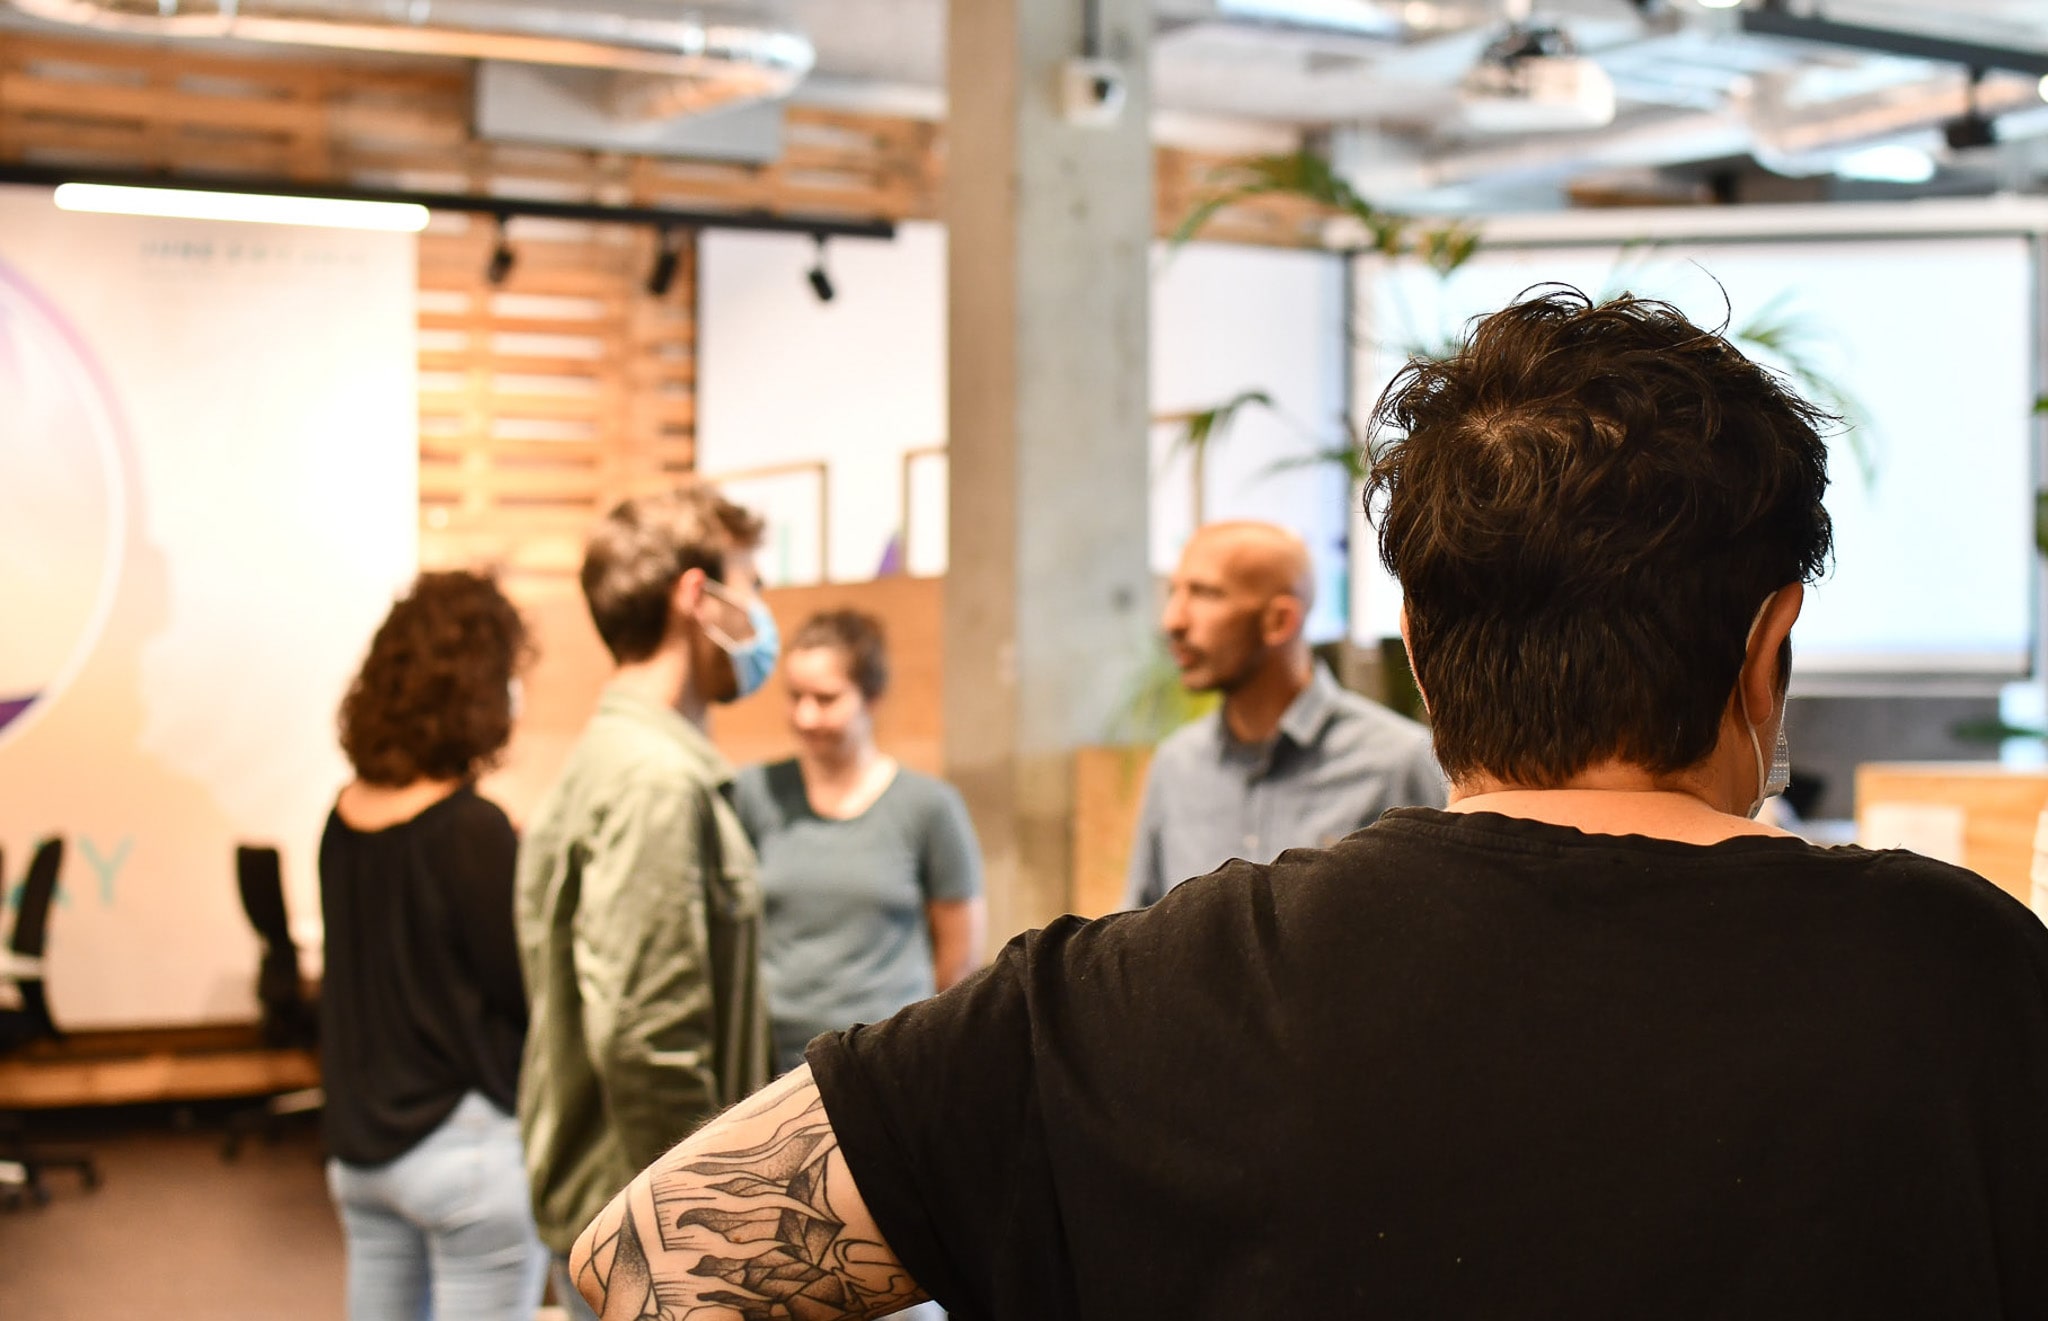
[0,1105,346,1321]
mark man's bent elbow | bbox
[567,1190,621,1316]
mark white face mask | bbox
[1741,593,1793,819]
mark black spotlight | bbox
[485,217,516,287]
[1944,67,1998,152]
[1944,111,1997,152]
[646,226,684,297]
[805,234,835,303]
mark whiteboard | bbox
[1352,236,2039,685]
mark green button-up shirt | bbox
[514,685,770,1253]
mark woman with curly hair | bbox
[320,570,545,1321]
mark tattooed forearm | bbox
[571,1067,927,1321]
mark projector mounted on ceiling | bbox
[1458,21,1616,134]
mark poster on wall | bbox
[0,186,418,1028]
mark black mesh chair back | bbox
[236,845,314,1049]
[10,838,63,960]
[236,845,292,950]
[1,838,63,1050]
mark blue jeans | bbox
[327,1091,547,1321]
[548,1254,600,1321]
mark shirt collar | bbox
[1276,662,1343,749]
[598,683,736,787]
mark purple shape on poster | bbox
[0,694,36,735]
[876,532,905,578]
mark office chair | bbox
[221,845,322,1160]
[0,837,101,1207]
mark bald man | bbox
[1123,521,1443,908]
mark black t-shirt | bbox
[319,784,528,1166]
[810,808,2048,1320]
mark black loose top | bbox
[812,808,2048,1319]
[319,784,527,1166]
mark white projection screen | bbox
[0,186,418,1026]
[1352,234,2040,687]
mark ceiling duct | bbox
[1739,67,2043,174]
[5,0,815,119]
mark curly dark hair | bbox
[789,609,889,701]
[1364,286,1834,788]
[338,571,533,787]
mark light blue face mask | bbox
[701,583,780,701]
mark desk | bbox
[1855,762,2048,906]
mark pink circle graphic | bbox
[0,255,130,748]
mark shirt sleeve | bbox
[444,794,527,1024]
[917,780,984,903]
[806,929,1057,1319]
[572,780,721,1167]
[1121,759,1167,910]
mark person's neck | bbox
[798,738,895,820]
[1219,648,1314,745]
[336,776,463,831]
[799,737,880,787]
[1448,755,1785,844]
[611,646,707,729]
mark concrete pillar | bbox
[945,0,1156,939]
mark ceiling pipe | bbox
[5,0,815,118]
[1739,6,2048,80]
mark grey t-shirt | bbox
[732,760,983,1061]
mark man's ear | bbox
[1264,594,1306,648]
[1738,582,1804,725]
[669,567,708,633]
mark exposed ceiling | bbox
[4,0,2045,210]
[783,0,2048,209]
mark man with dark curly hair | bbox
[514,481,778,1321]
[568,290,2048,1319]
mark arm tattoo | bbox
[576,1074,927,1320]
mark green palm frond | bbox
[1164,388,1275,461]
[1733,292,1879,491]
[1169,150,1481,283]
[1262,444,1370,485]
[1107,640,1218,744]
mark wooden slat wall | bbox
[415,219,696,578]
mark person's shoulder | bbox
[732,759,802,824]
[564,709,717,796]
[1325,684,1430,738]
[731,759,789,803]
[1150,710,1222,768]
[1321,687,1435,761]
[1836,846,2044,932]
[888,766,967,813]
[439,785,516,837]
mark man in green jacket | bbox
[515,481,777,1319]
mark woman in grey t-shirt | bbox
[732,609,986,1077]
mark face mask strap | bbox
[1741,589,1793,818]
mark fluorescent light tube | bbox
[1834,144,1937,184]
[52,183,430,232]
